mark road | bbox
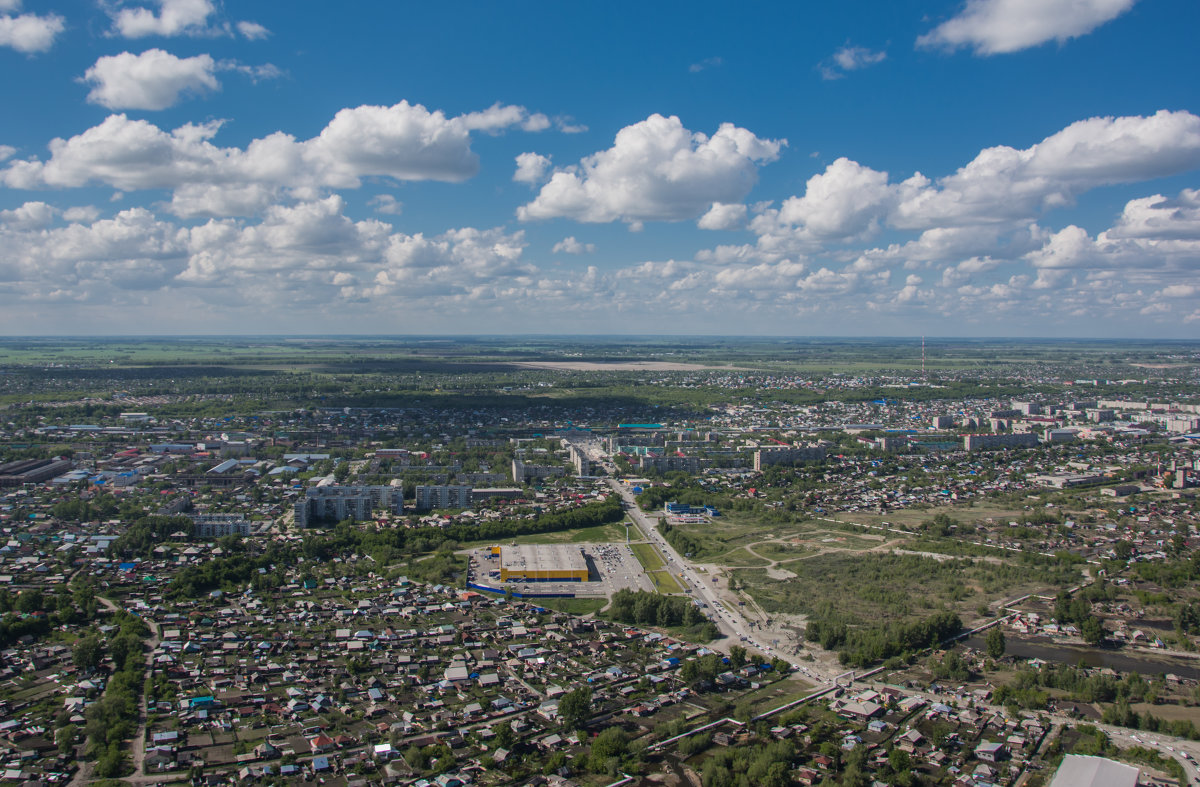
[604,479,833,684]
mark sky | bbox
[1,0,1199,338]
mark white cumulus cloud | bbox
[918,0,1138,55]
[82,49,219,110]
[517,114,784,224]
[0,200,55,229]
[513,152,552,184]
[552,236,594,255]
[1109,189,1200,240]
[110,0,218,38]
[2,100,551,206]
[0,10,64,53]
[698,202,748,230]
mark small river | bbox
[962,635,1200,681]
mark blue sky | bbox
[1,0,1199,337]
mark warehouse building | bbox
[497,544,589,583]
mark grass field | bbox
[458,521,628,548]
[630,542,686,593]
[736,550,1082,627]
[734,677,817,717]
[668,512,887,567]
[526,597,607,616]
[832,501,1040,531]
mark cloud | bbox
[513,152,552,184]
[236,20,268,40]
[689,56,723,73]
[82,49,219,110]
[890,110,1200,231]
[369,194,403,216]
[554,116,588,134]
[918,0,1138,55]
[0,10,65,53]
[0,200,55,229]
[820,45,886,79]
[109,0,218,38]
[1024,191,1200,285]
[1110,189,1200,240]
[63,205,101,222]
[552,236,594,255]
[1160,284,1197,298]
[220,61,283,83]
[2,100,549,202]
[460,103,550,134]
[698,202,747,230]
[757,157,894,242]
[1,206,190,290]
[166,183,279,218]
[517,114,784,224]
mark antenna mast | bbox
[922,335,926,378]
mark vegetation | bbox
[606,589,720,641]
[84,610,149,778]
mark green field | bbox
[525,597,607,616]
[736,551,1083,627]
[665,512,887,566]
[735,677,818,717]
[630,542,686,593]
[457,521,629,549]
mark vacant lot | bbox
[736,551,1083,628]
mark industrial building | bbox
[0,458,74,488]
[497,544,589,583]
[963,433,1040,451]
[1046,755,1138,787]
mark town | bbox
[0,336,1198,787]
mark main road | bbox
[603,478,830,680]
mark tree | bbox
[16,589,44,614]
[985,627,1006,660]
[57,724,78,756]
[589,727,628,773]
[73,634,103,672]
[1081,615,1106,646]
[729,645,747,669]
[557,686,591,730]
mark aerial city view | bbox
[2,0,1200,786]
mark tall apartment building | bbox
[293,484,401,528]
[639,455,702,473]
[511,459,565,484]
[568,445,592,476]
[752,445,826,471]
[191,514,252,538]
[414,485,472,511]
[1011,401,1043,416]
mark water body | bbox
[963,635,1200,681]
